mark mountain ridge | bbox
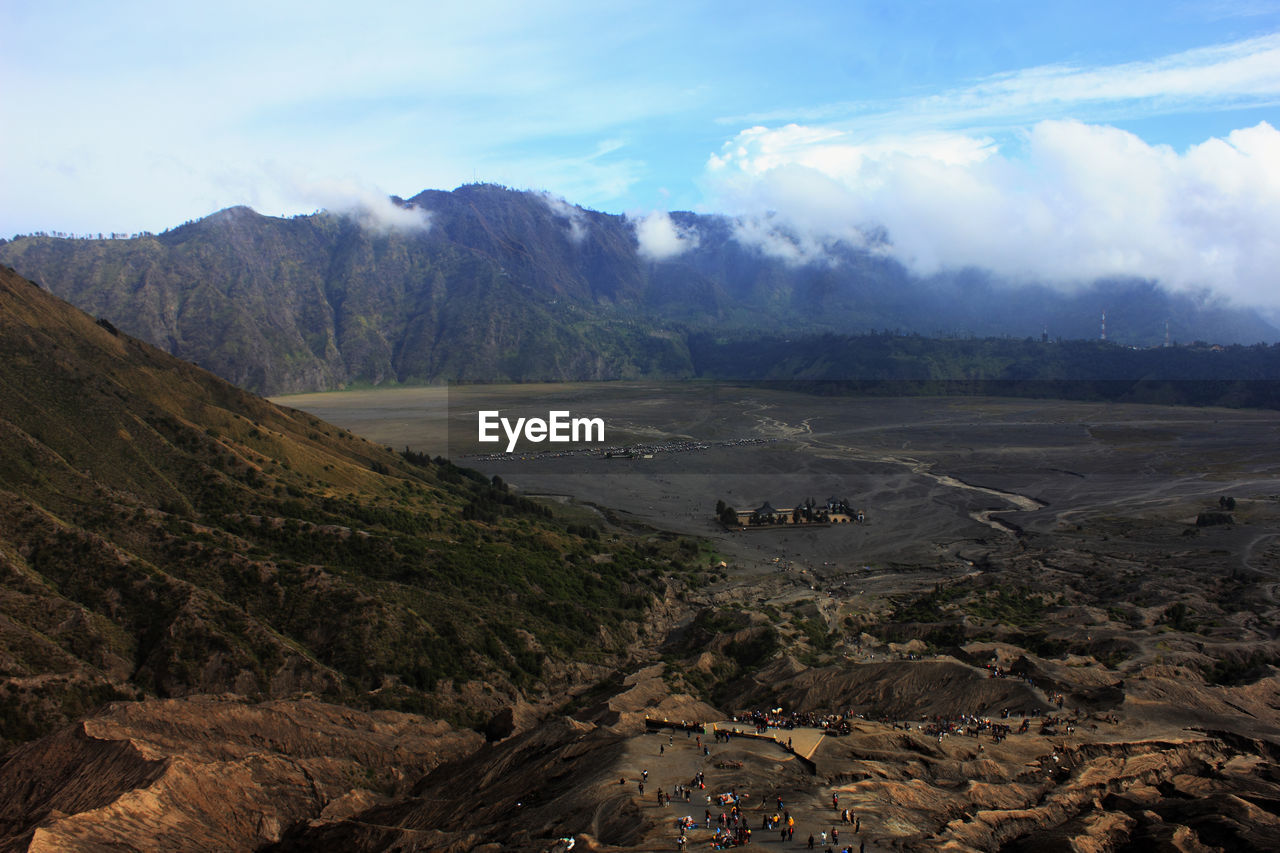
[1,183,1275,395]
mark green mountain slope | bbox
[1,184,1272,394]
[0,265,695,749]
[0,196,694,393]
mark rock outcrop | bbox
[0,696,482,852]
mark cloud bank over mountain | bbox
[4,5,1279,311]
[707,119,1280,308]
[537,191,590,244]
[631,211,700,261]
[271,175,433,232]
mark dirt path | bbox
[1243,532,1279,575]
[709,722,827,761]
[753,409,1046,535]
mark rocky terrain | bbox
[0,698,481,852]
[0,264,701,849]
[2,263,1280,851]
[271,384,1280,851]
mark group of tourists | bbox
[729,708,849,733]
[644,688,1116,852]
[652,710,896,850]
[658,785,695,806]
[903,705,1090,745]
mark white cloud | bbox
[344,196,433,233]
[707,119,1280,307]
[536,191,589,243]
[928,33,1280,125]
[271,174,433,232]
[720,33,1280,136]
[630,211,700,261]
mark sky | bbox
[3,0,1280,307]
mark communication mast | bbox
[1101,310,1107,342]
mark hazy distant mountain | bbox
[1,184,1274,394]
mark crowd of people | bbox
[649,719,879,851]
[729,708,850,733]
[645,696,1108,851]
[640,692,1108,851]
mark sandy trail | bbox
[752,409,1046,534]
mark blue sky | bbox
[3,1,1279,305]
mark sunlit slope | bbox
[0,265,686,748]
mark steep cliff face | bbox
[0,191,696,393]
